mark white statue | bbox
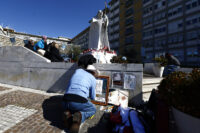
[88,10,110,50]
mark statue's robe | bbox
[88,15,110,50]
[88,18,103,50]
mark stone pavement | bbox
[0,83,110,133]
[0,83,177,133]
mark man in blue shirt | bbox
[33,36,47,51]
[63,55,97,133]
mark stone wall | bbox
[0,46,143,105]
[0,46,50,62]
[0,35,25,47]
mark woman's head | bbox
[51,42,56,47]
[78,54,96,69]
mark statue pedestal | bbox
[83,49,116,64]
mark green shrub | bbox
[110,56,128,63]
[153,56,167,66]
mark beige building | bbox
[0,27,71,47]
[118,0,142,62]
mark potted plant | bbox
[153,56,167,77]
[110,55,128,63]
[158,69,200,133]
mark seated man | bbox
[24,40,34,51]
[163,53,180,76]
[33,36,48,56]
[62,55,98,133]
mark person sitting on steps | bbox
[24,40,34,51]
[62,54,98,133]
[33,36,48,56]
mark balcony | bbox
[125,28,133,35]
[143,0,153,7]
[125,8,134,17]
[126,18,134,26]
[109,8,120,19]
[110,0,120,11]
[125,36,134,45]
[126,0,133,8]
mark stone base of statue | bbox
[83,48,116,64]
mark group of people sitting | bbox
[24,36,64,62]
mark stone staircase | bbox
[142,74,163,101]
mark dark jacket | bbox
[167,55,180,66]
[24,43,34,51]
[45,46,63,62]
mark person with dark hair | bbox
[44,42,64,62]
[24,40,34,51]
[78,54,97,68]
[163,53,180,76]
[62,55,97,133]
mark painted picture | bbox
[92,76,110,106]
[124,73,136,90]
[112,72,123,88]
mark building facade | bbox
[143,0,200,66]
[108,0,120,53]
[118,0,142,62]
[71,27,90,50]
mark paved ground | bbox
[0,83,177,133]
[0,83,110,133]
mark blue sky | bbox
[0,0,107,39]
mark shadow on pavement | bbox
[42,96,113,133]
[42,95,65,130]
[86,112,112,133]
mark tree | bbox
[67,45,81,62]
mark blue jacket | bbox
[33,40,45,51]
[65,69,96,100]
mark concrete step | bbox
[142,83,159,93]
[143,92,151,101]
[142,74,163,101]
[143,77,163,85]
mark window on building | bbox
[143,17,153,26]
[125,36,134,44]
[126,0,133,7]
[162,1,166,6]
[187,32,198,40]
[178,23,183,28]
[186,4,191,10]
[168,5,183,18]
[143,30,153,37]
[186,15,200,27]
[143,0,151,4]
[125,27,133,35]
[126,18,134,26]
[143,5,153,15]
[186,0,200,10]
[192,1,198,7]
[155,26,166,34]
[125,8,134,17]
[154,4,158,10]
[192,18,198,23]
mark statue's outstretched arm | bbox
[89,18,98,23]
